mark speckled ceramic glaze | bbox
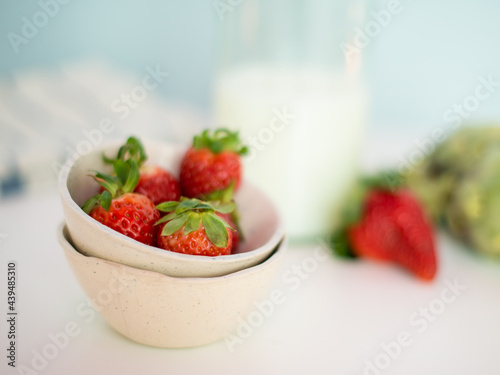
[57,223,286,348]
[58,140,284,278]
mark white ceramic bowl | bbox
[57,223,286,348]
[58,140,284,278]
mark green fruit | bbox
[446,147,500,257]
[406,157,455,223]
[407,126,500,224]
[428,126,500,175]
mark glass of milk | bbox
[213,0,368,241]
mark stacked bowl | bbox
[57,140,286,348]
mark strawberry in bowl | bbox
[102,136,181,205]
[156,198,235,256]
[180,128,248,198]
[58,137,284,278]
[82,158,160,246]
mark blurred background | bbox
[1,0,500,237]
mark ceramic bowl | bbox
[57,223,286,348]
[58,140,284,278]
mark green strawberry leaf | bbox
[329,229,356,258]
[117,136,147,165]
[82,194,101,214]
[104,136,148,166]
[195,202,216,211]
[202,213,229,248]
[238,145,249,156]
[176,199,201,214]
[200,184,243,239]
[201,180,236,203]
[100,190,113,212]
[122,159,140,193]
[102,152,116,165]
[341,184,367,226]
[213,213,235,231]
[209,139,224,154]
[91,171,120,197]
[127,136,147,164]
[192,128,248,156]
[211,201,235,214]
[193,129,210,150]
[113,159,130,186]
[154,211,178,226]
[161,213,189,236]
[184,213,202,235]
[156,201,180,213]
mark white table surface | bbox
[1,132,500,375]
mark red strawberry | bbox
[89,193,160,246]
[135,165,181,205]
[82,157,160,246]
[157,222,232,256]
[180,129,248,198]
[103,136,181,205]
[155,198,235,256]
[332,175,437,281]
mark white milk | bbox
[213,65,368,240]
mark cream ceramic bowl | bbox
[57,223,286,348]
[58,140,284,278]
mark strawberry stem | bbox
[329,230,357,259]
[156,198,235,248]
[104,136,147,166]
[82,153,141,213]
[193,128,248,156]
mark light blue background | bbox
[1,0,500,131]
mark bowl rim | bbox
[58,139,285,265]
[57,222,287,282]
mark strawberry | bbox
[103,136,181,205]
[180,129,248,198]
[332,174,438,281]
[88,193,159,246]
[155,198,235,256]
[135,165,181,205]
[82,158,160,246]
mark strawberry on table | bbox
[331,173,438,281]
[104,136,181,205]
[180,128,248,198]
[155,198,235,256]
[82,158,160,246]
